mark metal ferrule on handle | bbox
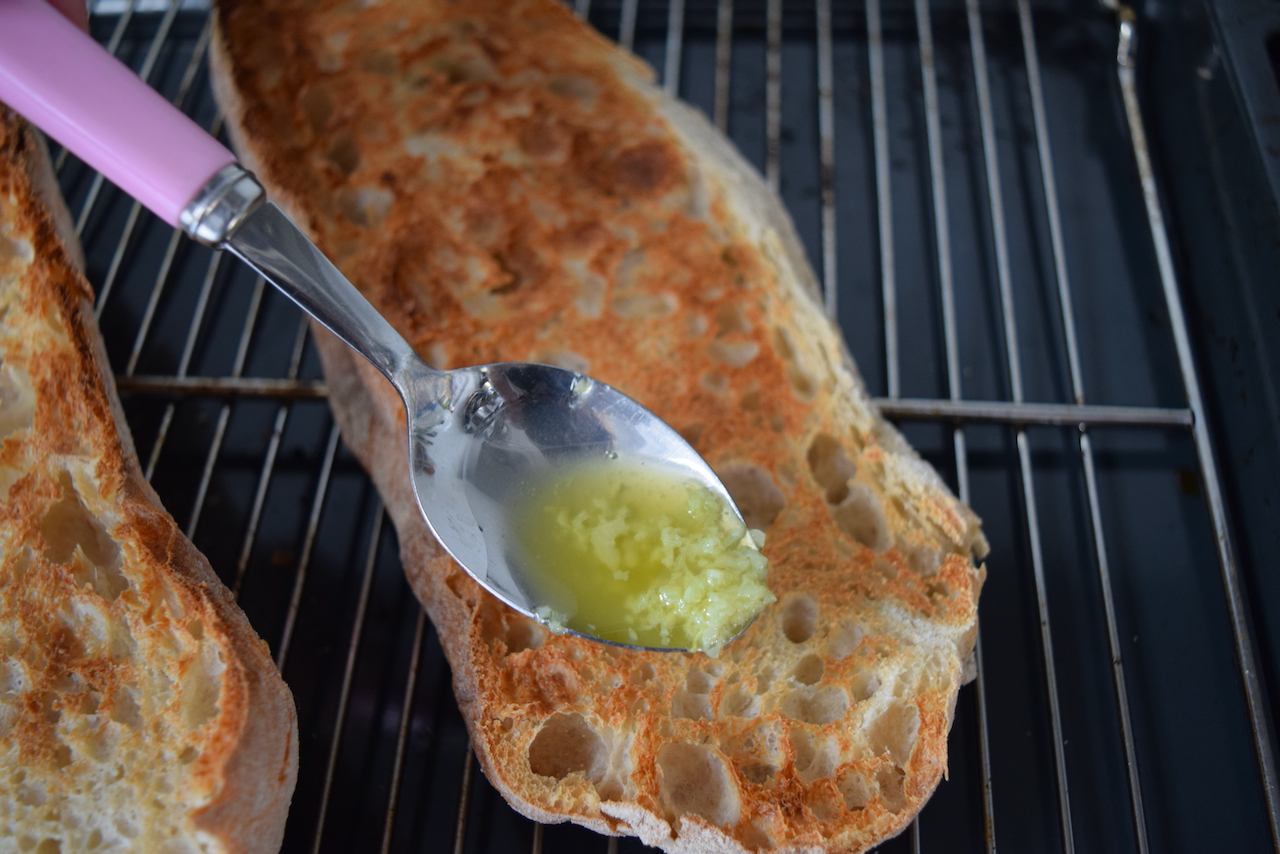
[179,164,266,247]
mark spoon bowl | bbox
[401,359,740,642]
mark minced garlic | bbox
[514,460,775,654]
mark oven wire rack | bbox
[45,1,1279,852]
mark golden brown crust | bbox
[0,110,297,854]
[209,2,986,851]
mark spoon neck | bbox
[187,165,446,395]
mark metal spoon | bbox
[0,0,751,650]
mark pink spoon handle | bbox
[0,0,236,226]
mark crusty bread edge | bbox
[3,111,299,854]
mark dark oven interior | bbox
[47,0,1280,851]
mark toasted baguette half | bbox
[209,2,988,851]
[0,111,297,853]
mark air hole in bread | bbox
[672,690,713,721]
[185,619,204,642]
[715,303,751,336]
[806,434,856,505]
[786,365,819,401]
[573,273,606,318]
[685,671,715,694]
[837,769,871,810]
[0,705,16,741]
[613,141,678,198]
[109,687,141,731]
[868,701,920,765]
[740,820,776,851]
[52,743,72,769]
[326,131,361,176]
[740,763,776,786]
[718,685,759,719]
[629,663,655,685]
[793,654,824,685]
[875,764,908,811]
[546,75,598,110]
[809,790,841,821]
[428,49,495,86]
[904,542,942,577]
[114,816,138,839]
[178,746,198,765]
[360,49,398,75]
[337,186,393,229]
[39,692,60,725]
[0,360,35,439]
[825,622,864,659]
[850,669,880,703]
[528,713,606,782]
[708,339,759,368]
[34,838,58,854]
[780,595,817,643]
[717,464,785,530]
[504,617,545,654]
[791,727,838,784]
[613,292,677,320]
[678,423,704,448]
[299,86,333,133]
[180,643,224,732]
[15,783,45,807]
[781,685,849,726]
[699,371,729,394]
[0,233,33,267]
[42,473,126,602]
[833,483,891,553]
[657,743,740,828]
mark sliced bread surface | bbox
[208,2,988,851]
[0,110,298,854]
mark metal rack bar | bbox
[913,1,994,849]
[275,420,341,671]
[311,506,385,854]
[966,1,1073,850]
[1114,11,1280,848]
[866,0,897,399]
[186,275,267,539]
[143,249,223,481]
[453,744,476,854]
[380,608,428,854]
[574,0,590,20]
[230,317,312,599]
[118,375,327,399]
[56,0,138,175]
[74,0,182,238]
[713,0,733,133]
[765,0,781,192]
[1015,3,1149,851]
[530,822,544,854]
[663,0,685,96]
[94,16,214,317]
[618,0,638,53]
[114,374,1194,428]
[815,0,836,318]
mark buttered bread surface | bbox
[210,2,988,851]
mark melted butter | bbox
[514,461,775,654]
